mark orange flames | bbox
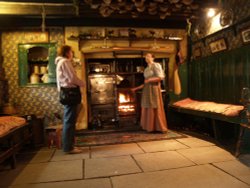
[119,93,130,103]
[118,93,135,113]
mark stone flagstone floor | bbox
[0,132,250,188]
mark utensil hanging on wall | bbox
[41,5,46,32]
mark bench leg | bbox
[10,154,17,169]
[211,119,218,140]
[235,126,246,157]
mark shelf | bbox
[116,72,143,75]
[68,35,174,42]
[88,72,143,75]
[117,87,133,90]
[28,61,48,64]
[24,83,56,87]
[18,43,57,87]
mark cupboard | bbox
[18,43,57,86]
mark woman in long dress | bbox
[131,53,168,133]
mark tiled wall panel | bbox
[1,28,64,117]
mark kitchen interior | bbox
[0,0,249,163]
[0,0,250,187]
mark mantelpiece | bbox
[82,46,175,55]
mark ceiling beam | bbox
[0,16,187,30]
[0,1,75,15]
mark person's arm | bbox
[131,84,144,92]
[144,77,162,84]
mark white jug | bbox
[41,73,49,83]
[30,73,40,84]
[34,65,40,74]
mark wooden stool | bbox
[45,125,62,149]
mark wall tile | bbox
[1,28,64,118]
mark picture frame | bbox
[209,38,227,53]
[24,32,49,42]
[241,28,250,44]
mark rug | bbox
[76,130,186,146]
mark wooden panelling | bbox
[189,44,250,104]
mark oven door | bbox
[88,75,116,105]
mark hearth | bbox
[118,89,136,116]
[85,53,169,130]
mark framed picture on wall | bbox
[209,38,227,53]
[241,28,250,44]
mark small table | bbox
[235,123,250,157]
[45,124,62,149]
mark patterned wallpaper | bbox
[1,28,64,118]
[191,0,250,58]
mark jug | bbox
[34,65,40,74]
[30,73,40,84]
[41,73,49,83]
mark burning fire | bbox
[119,93,130,103]
[118,93,135,113]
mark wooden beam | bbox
[0,16,187,30]
[0,2,75,15]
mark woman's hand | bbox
[131,84,144,92]
[130,87,137,93]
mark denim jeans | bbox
[62,104,78,152]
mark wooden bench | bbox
[169,104,242,135]
[168,104,245,156]
[0,122,32,169]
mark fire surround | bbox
[84,49,169,130]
